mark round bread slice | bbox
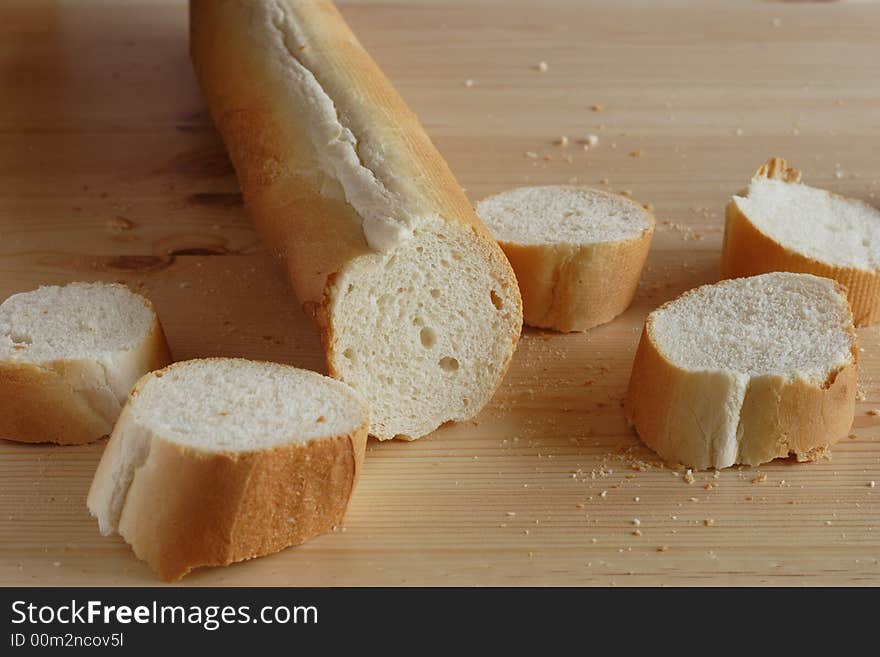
[477,186,654,332]
[722,157,880,325]
[87,358,369,581]
[625,272,857,470]
[0,282,171,445]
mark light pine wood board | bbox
[1,0,879,586]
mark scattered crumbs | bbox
[633,496,640,502]
[752,474,767,484]
[657,545,669,553]
[632,518,641,526]
[867,409,880,416]
[600,490,608,498]
[704,482,717,490]
[463,78,475,87]
[524,151,539,159]
[620,190,632,197]
[632,529,642,537]
[683,469,695,485]
[713,470,721,479]
[825,520,833,526]
[585,134,600,147]
[643,202,654,212]
[590,538,598,544]
[506,511,516,517]
[849,433,858,440]
[629,150,643,158]
[575,503,585,509]
[689,497,699,503]
[106,216,134,232]
[744,496,754,502]
[703,518,715,527]
[556,136,569,147]
[316,416,326,423]
[535,60,548,73]
[590,103,604,112]
[598,178,610,185]
[869,481,877,489]
[523,529,530,535]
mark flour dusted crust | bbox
[721,157,880,326]
[190,0,522,440]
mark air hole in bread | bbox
[420,327,437,348]
[439,356,459,372]
[490,290,503,310]
[430,289,440,299]
[9,332,32,345]
[343,348,356,363]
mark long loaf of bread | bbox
[190,0,522,440]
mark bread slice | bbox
[625,272,857,470]
[477,186,654,332]
[87,358,369,581]
[722,157,880,325]
[190,0,522,441]
[0,282,171,445]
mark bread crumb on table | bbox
[535,60,548,72]
[556,135,569,147]
[751,474,767,484]
[867,409,880,416]
[657,545,669,552]
[590,104,604,112]
[703,519,715,527]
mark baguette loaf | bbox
[190,0,522,440]
[477,186,654,332]
[87,358,369,581]
[722,157,880,325]
[0,283,171,445]
[625,273,857,470]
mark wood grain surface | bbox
[1,0,879,586]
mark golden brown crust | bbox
[190,0,522,438]
[0,316,171,445]
[721,157,880,326]
[499,222,653,332]
[117,420,368,582]
[625,280,858,469]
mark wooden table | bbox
[1,0,879,586]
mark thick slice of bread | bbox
[190,0,522,440]
[477,186,654,332]
[0,283,171,445]
[722,157,880,325]
[625,273,857,470]
[87,358,368,581]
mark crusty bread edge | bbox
[0,310,171,445]
[89,358,369,581]
[625,276,858,469]
[482,188,654,332]
[721,157,880,326]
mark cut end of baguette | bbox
[329,218,521,440]
[476,186,654,332]
[87,358,369,581]
[477,185,653,246]
[626,273,857,470]
[722,157,880,325]
[0,282,171,444]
